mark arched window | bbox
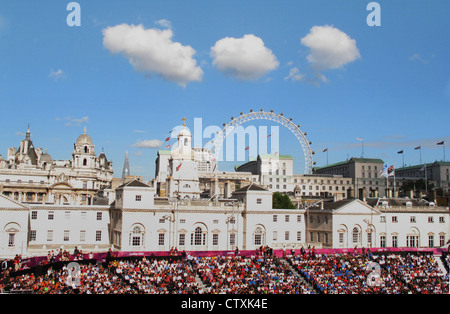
[254,227,265,246]
[352,227,360,244]
[83,159,87,166]
[84,146,89,153]
[184,138,188,146]
[194,227,202,246]
[130,226,144,247]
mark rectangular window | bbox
[407,235,419,248]
[392,216,398,223]
[285,215,290,222]
[47,230,53,242]
[273,231,278,241]
[297,231,302,242]
[297,215,301,223]
[80,230,86,242]
[30,230,37,242]
[273,215,277,222]
[64,230,70,242]
[31,211,38,220]
[158,233,165,246]
[410,216,416,223]
[339,233,344,244]
[135,195,141,201]
[428,235,434,248]
[440,235,445,247]
[179,234,185,246]
[392,235,398,247]
[256,198,262,204]
[380,235,386,248]
[48,211,54,220]
[213,234,219,246]
[285,231,290,241]
[229,233,236,246]
[97,212,102,221]
[428,216,434,223]
[132,235,141,247]
[8,234,15,247]
[95,230,102,242]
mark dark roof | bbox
[233,184,268,193]
[366,197,429,207]
[118,179,151,189]
[320,199,356,210]
[314,157,384,171]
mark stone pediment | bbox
[50,182,74,190]
[0,194,29,210]
[333,199,381,215]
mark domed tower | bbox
[39,149,53,170]
[172,118,192,160]
[167,119,200,199]
[72,127,96,169]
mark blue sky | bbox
[0,0,449,180]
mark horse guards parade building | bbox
[0,115,449,259]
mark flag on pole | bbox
[380,163,388,177]
[245,146,250,151]
[387,165,395,176]
[323,148,328,152]
[414,146,421,150]
[267,134,271,138]
[397,150,403,154]
[437,141,444,145]
[356,137,363,141]
[164,144,170,149]
[176,163,182,171]
[165,137,170,142]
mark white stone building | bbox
[109,180,305,253]
[0,127,114,206]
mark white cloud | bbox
[211,34,279,80]
[284,67,304,82]
[409,53,429,64]
[49,69,66,81]
[102,23,203,87]
[301,25,360,71]
[55,116,88,127]
[131,139,163,148]
[154,19,172,29]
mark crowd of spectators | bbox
[2,263,133,294]
[0,250,448,294]
[288,251,449,294]
[192,255,314,294]
[110,257,202,294]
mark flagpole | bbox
[444,143,446,161]
[394,167,396,197]
[362,140,364,158]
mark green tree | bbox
[272,192,296,209]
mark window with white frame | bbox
[95,230,102,242]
